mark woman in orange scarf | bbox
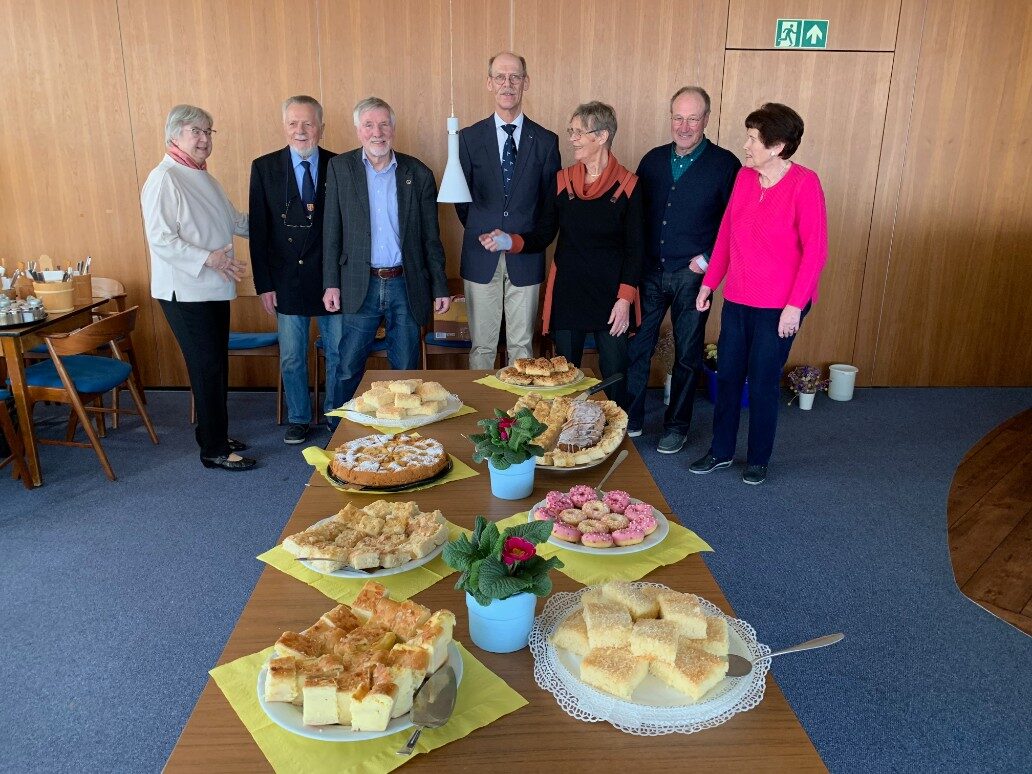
[480,101,642,408]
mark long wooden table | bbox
[165,370,825,772]
[0,298,110,486]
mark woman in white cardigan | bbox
[141,104,255,471]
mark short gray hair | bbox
[488,51,527,76]
[669,86,711,114]
[282,95,324,125]
[570,101,617,149]
[165,104,213,144]
[353,97,396,127]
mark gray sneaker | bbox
[284,424,310,444]
[657,432,687,454]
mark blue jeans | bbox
[337,276,421,402]
[626,266,709,434]
[710,299,810,466]
[277,312,342,424]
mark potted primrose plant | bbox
[469,408,547,500]
[786,365,829,410]
[443,516,564,652]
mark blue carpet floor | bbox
[1,387,1030,773]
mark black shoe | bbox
[284,424,310,444]
[743,465,767,485]
[227,438,248,452]
[689,453,733,474]
[201,454,257,471]
[657,431,687,454]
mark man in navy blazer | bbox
[455,52,561,369]
[249,95,339,445]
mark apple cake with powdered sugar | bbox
[329,433,449,488]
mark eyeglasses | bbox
[186,126,216,138]
[566,128,603,140]
[490,74,526,86]
[671,115,706,127]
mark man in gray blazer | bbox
[322,97,451,402]
[456,52,561,369]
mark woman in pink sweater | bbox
[689,103,828,485]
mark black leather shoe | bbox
[227,438,248,452]
[201,454,257,471]
[284,424,310,444]
[742,465,767,485]
[689,453,733,474]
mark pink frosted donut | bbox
[558,508,587,525]
[581,499,610,518]
[550,522,582,543]
[611,526,646,547]
[568,485,597,508]
[532,506,555,521]
[577,518,607,534]
[630,513,659,536]
[602,489,631,514]
[581,531,615,549]
[603,513,629,531]
[623,502,653,521]
[545,491,575,511]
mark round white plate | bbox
[256,641,464,742]
[337,393,463,430]
[528,495,669,555]
[495,367,585,392]
[530,584,770,735]
[296,516,447,578]
[535,431,627,472]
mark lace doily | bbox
[529,582,771,735]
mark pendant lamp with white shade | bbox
[437,0,472,203]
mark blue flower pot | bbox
[488,457,536,500]
[703,364,749,408]
[465,591,537,652]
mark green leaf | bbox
[470,516,489,546]
[494,408,508,418]
[469,587,492,607]
[442,534,476,571]
[478,521,500,553]
[468,558,482,594]
[504,519,554,544]
[528,573,552,597]
[478,556,530,599]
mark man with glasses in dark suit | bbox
[456,52,560,369]
[249,95,339,444]
[322,97,451,403]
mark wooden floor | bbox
[948,408,1032,635]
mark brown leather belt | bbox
[370,266,404,278]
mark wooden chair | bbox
[0,390,32,489]
[22,306,157,481]
[422,277,476,367]
[189,332,283,425]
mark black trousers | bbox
[553,328,628,408]
[159,297,230,459]
[710,299,810,466]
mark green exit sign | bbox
[775,19,829,49]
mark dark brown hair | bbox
[745,103,804,159]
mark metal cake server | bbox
[594,449,629,491]
[397,665,457,755]
[573,372,623,401]
[726,633,844,677]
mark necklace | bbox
[758,162,790,202]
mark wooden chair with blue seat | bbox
[0,390,32,489]
[421,277,476,367]
[189,331,283,425]
[22,306,158,481]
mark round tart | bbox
[329,433,449,488]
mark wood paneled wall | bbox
[0,0,1029,387]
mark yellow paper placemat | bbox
[302,447,479,494]
[258,522,467,604]
[325,403,478,436]
[496,513,712,586]
[473,374,600,399]
[210,642,527,774]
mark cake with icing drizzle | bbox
[329,433,449,488]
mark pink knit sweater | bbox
[703,163,828,309]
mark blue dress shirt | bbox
[289,147,319,198]
[362,153,402,268]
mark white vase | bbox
[663,373,672,405]
[798,392,815,410]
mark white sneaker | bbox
[627,428,643,438]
